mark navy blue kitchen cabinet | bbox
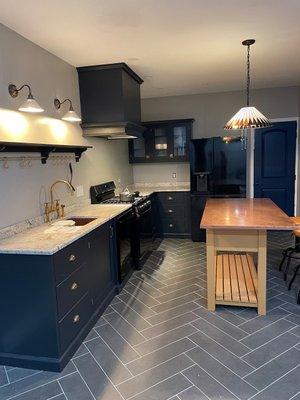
[129,119,194,163]
[0,222,117,372]
[155,192,191,237]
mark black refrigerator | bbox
[190,137,246,241]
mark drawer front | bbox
[57,264,88,320]
[54,238,88,284]
[59,293,93,353]
[159,203,186,217]
[162,218,186,234]
[157,191,189,204]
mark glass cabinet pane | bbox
[173,126,187,157]
[133,138,145,158]
[154,127,168,157]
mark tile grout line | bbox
[71,361,97,400]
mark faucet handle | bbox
[55,199,61,218]
[44,202,50,223]
[61,204,65,218]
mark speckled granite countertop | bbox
[128,183,190,196]
[0,204,131,255]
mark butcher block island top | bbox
[200,198,297,315]
[201,198,297,230]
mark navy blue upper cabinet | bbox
[129,119,194,163]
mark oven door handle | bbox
[138,204,152,217]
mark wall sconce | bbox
[54,98,81,122]
[8,84,44,113]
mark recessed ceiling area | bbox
[0,0,299,98]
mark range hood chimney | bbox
[77,63,144,139]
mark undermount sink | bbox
[66,217,97,226]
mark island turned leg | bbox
[206,229,216,311]
[257,230,267,315]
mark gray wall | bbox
[0,24,133,229]
[136,87,300,185]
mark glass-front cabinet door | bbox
[153,126,169,158]
[170,122,191,161]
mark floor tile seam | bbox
[3,367,10,385]
[164,383,195,400]
[0,370,43,390]
[141,312,199,333]
[238,314,297,344]
[246,364,300,400]
[133,271,167,288]
[149,292,201,310]
[237,307,292,330]
[122,288,160,307]
[85,330,135,377]
[133,322,197,345]
[289,390,300,400]
[158,281,205,295]
[182,353,241,400]
[111,298,156,325]
[71,360,98,400]
[100,318,143,361]
[124,364,197,400]
[242,344,300,380]
[155,286,203,303]
[47,393,66,400]
[104,308,149,340]
[57,379,69,400]
[145,301,200,320]
[240,329,298,358]
[177,375,211,400]
[189,319,255,365]
[4,371,76,400]
[186,337,258,389]
[128,336,196,360]
[130,277,166,296]
[116,351,196,386]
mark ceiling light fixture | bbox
[54,98,81,123]
[224,39,271,131]
[8,84,44,113]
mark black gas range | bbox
[90,182,153,286]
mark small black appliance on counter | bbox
[190,137,246,241]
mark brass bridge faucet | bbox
[44,180,75,223]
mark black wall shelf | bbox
[0,142,92,164]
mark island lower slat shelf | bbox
[215,253,258,307]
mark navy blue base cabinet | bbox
[0,222,117,372]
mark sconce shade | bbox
[62,109,82,122]
[224,106,271,130]
[18,97,44,113]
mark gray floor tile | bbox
[133,272,167,289]
[191,318,251,356]
[188,331,254,377]
[7,368,40,384]
[141,312,199,339]
[241,319,296,349]
[244,347,300,390]
[214,307,247,325]
[126,338,195,375]
[83,328,98,342]
[129,278,164,297]
[156,285,201,303]
[117,355,193,399]
[104,311,146,345]
[186,347,257,399]
[123,283,160,306]
[183,364,239,400]
[134,324,197,356]
[95,323,140,363]
[7,381,61,400]
[279,302,300,316]
[242,332,300,368]
[110,301,152,331]
[72,343,89,359]
[73,353,123,400]
[285,314,300,325]
[150,293,200,314]
[249,366,300,400]
[239,307,289,333]
[115,293,156,317]
[193,306,248,340]
[85,337,132,385]
[290,325,300,337]
[178,385,209,400]
[59,372,94,400]
[130,373,191,400]
[146,302,200,325]
[0,367,8,387]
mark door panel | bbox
[254,121,296,216]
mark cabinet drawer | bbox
[162,218,186,234]
[57,264,88,320]
[54,238,88,284]
[59,293,93,353]
[157,192,189,204]
[159,203,186,217]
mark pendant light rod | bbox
[242,39,255,107]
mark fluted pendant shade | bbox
[224,106,271,130]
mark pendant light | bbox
[54,98,81,122]
[224,39,271,130]
[8,84,44,113]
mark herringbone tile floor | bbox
[0,233,299,400]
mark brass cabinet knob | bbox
[169,223,173,227]
[168,196,173,200]
[69,254,76,262]
[73,314,80,324]
[169,154,174,158]
[146,155,150,159]
[71,282,78,291]
[168,209,173,213]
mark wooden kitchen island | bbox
[200,198,297,315]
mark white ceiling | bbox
[0,0,300,98]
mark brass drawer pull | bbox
[69,254,76,262]
[73,314,80,324]
[168,196,173,200]
[71,282,78,291]
[169,223,174,228]
[168,209,173,213]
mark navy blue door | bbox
[254,121,297,216]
